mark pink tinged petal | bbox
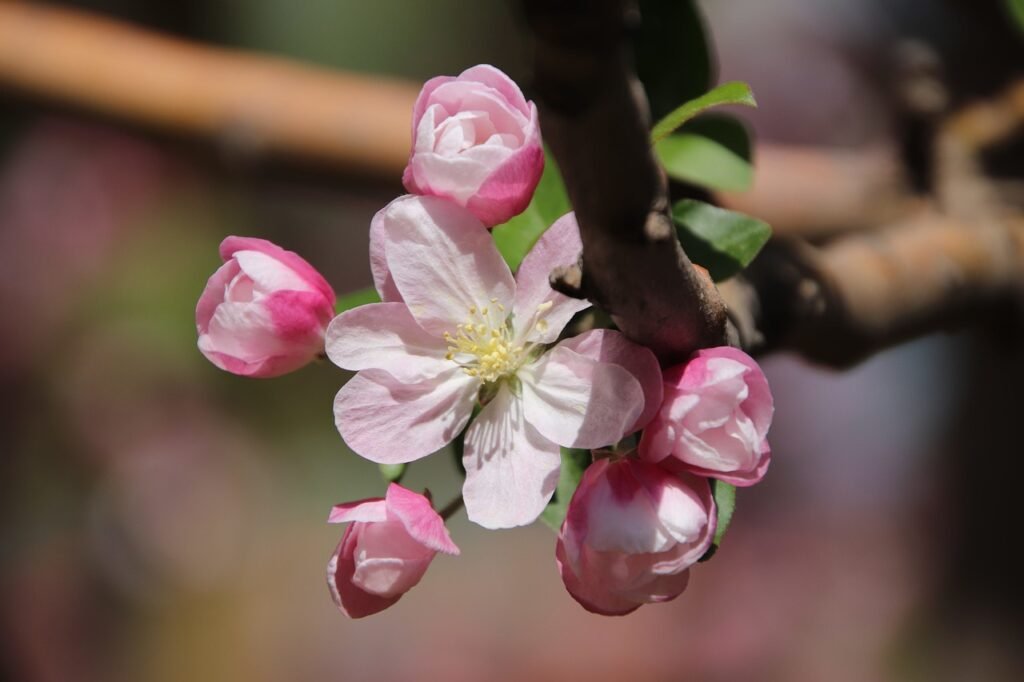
[376,195,514,336]
[426,82,529,139]
[327,524,401,618]
[696,346,774,440]
[328,498,388,524]
[520,346,644,449]
[558,329,663,433]
[369,209,403,303]
[512,212,590,343]
[462,384,561,529]
[577,461,681,555]
[555,538,644,617]
[195,259,240,334]
[324,303,450,381]
[220,236,335,304]
[409,151,506,204]
[385,484,460,555]
[199,302,320,378]
[350,520,435,597]
[408,75,457,144]
[334,368,478,464]
[458,65,532,117]
[465,132,543,226]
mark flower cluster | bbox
[194,64,774,618]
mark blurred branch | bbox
[717,143,917,240]
[735,210,1024,366]
[521,0,730,363]
[0,2,417,177]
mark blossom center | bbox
[444,301,524,383]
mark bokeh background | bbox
[2,1,1023,680]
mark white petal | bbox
[324,303,450,381]
[462,384,561,529]
[376,195,514,336]
[520,346,644,449]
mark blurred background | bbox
[1,1,1023,680]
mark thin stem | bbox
[438,495,464,521]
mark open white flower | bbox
[327,195,650,529]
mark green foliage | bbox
[697,480,736,562]
[655,115,753,192]
[335,286,380,313]
[1008,0,1024,34]
[650,82,756,144]
[672,199,771,281]
[492,148,571,271]
[540,448,591,531]
[634,0,713,122]
[378,463,406,484]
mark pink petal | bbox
[220,236,335,305]
[327,524,402,618]
[520,345,644,449]
[369,209,403,303]
[195,259,240,334]
[264,290,333,340]
[350,520,435,597]
[385,484,460,555]
[511,212,590,343]
[458,64,532,117]
[465,132,544,226]
[462,384,561,529]
[695,347,774,440]
[324,303,450,381]
[555,538,644,617]
[328,498,388,524]
[409,150,508,203]
[334,368,478,464]
[558,329,663,433]
[408,75,457,145]
[375,195,514,336]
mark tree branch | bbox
[0,2,417,177]
[522,0,729,364]
[738,210,1024,366]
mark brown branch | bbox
[717,143,917,240]
[522,0,729,364]
[0,2,417,178]
[739,210,1024,366]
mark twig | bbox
[0,2,417,177]
[522,0,729,364]
[740,210,1024,366]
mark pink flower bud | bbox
[326,484,459,618]
[402,64,544,227]
[639,347,774,486]
[196,236,335,378]
[556,457,715,616]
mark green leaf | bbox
[335,286,380,313]
[492,148,571,271]
[699,480,736,562]
[672,199,771,281]
[634,0,713,122]
[1008,0,1024,34]
[540,448,591,531]
[378,463,406,484]
[656,115,753,192]
[712,481,736,547]
[650,81,757,144]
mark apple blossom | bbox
[639,347,774,486]
[327,196,656,529]
[556,456,716,616]
[402,65,544,227]
[196,236,335,378]
[327,483,459,618]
